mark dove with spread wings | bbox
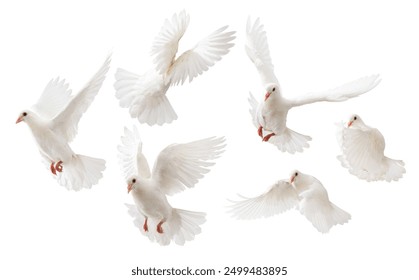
[229,170,351,233]
[16,55,111,190]
[114,10,235,126]
[246,17,381,153]
[118,126,225,245]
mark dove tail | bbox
[55,155,106,191]
[114,68,177,126]
[268,128,312,154]
[384,157,405,182]
[168,209,206,245]
[304,203,351,234]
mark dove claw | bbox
[50,162,57,175]
[55,161,63,173]
[157,221,164,234]
[258,126,263,138]
[263,133,275,142]
[143,218,149,232]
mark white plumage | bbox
[16,55,111,191]
[118,126,225,245]
[229,170,351,233]
[336,114,405,182]
[246,17,381,153]
[114,10,236,126]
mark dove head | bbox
[289,170,311,186]
[127,176,140,194]
[347,114,364,128]
[264,83,280,101]
[16,111,29,124]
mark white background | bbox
[1,0,418,279]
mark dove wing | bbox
[229,180,299,219]
[245,17,279,86]
[32,78,73,120]
[151,137,225,195]
[166,25,235,86]
[151,10,190,78]
[248,92,264,128]
[290,74,381,107]
[51,55,111,142]
[339,123,386,172]
[118,126,151,180]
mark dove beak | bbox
[347,121,353,127]
[290,175,295,184]
[16,116,23,124]
[264,92,271,101]
[127,183,133,194]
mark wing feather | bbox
[32,78,73,119]
[245,17,279,86]
[152,137,225,195]
[51,54,111,142]
[167,26,235,85]
[229,180,299,219]
[117,126,151,180]
[291,74,381,107]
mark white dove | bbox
[114,10,236,126]
[336,114,405,182]
[229,170,351,233]
[118,126,225,245]
[16,55,111,191]
[246,17,381,153]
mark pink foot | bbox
[263,133,275,142]
[157,221,164,234]
[55,161,63,173]
[143,218,148,232]
[258,126,263,138]
[50,162,57,175]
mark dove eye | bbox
[23,112,27,117]
[272,87,276,92]
[294,172,298,176]
[132,178,136,183]
[354,116,357,120]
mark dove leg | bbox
[157,221,164,234]
[55,161,63,173]
[263,133,275,142]
[143,218,149,232]
[50,162,57,175]
[258,126,263,138]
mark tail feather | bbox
[384,158,405,182]
[114,68,177,126]
[269,128,312,154]
[303,202,351,233]
[55,154,106,191]
[125,204,206,246]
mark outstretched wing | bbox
[290,74,381,107]
[248,92,264,128]
[167,25,235,85]
[245,17,279,86]
[151,137,225,195]
[228,180,299,219]
[117,126,151,180]
[51,54,111,142]
[32,78,73,120]
[151,10,190,77]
